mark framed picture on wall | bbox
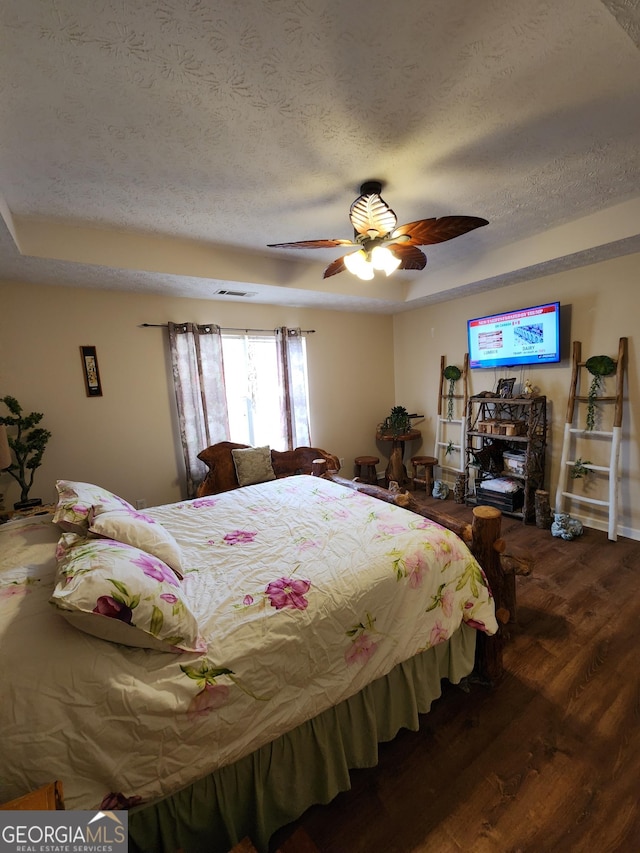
[80,346,102,397]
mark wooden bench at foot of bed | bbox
[323,473,534,684]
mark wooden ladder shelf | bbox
[434,354,469,479]
[554,337,627,541]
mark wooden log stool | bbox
[410,455,438,494]
[354,455,379,486]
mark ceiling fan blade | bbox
[350,193,397,238]
[323,256,347,279]
[267,238,357,249]
[390,216,488,247]
[391,244,427,270]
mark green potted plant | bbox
[380,405,411,437]
[443,365,461,420]
[0,395,52,510]
[585,355,615,430]
[570,458,592,480]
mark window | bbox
[222,332,309,449]
[168,323,311,497]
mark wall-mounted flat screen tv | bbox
[467,301,561,369]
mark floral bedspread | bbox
[0,476,497,811]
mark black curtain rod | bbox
[139,323,315,334]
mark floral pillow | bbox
[88,508,184,578]
[50,534,205,654]
[231,445,276,487]
[53,480,134,535]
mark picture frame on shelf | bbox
[496,377,516,399]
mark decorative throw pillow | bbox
[231,445,276,487]
[50,534,205,654]
[88,508,184,578]
[53,480,134,535]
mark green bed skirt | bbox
[129,622,476,853]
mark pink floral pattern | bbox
[376,521,409,537]
[181,661,234,721]
[265,577,311,610]
[100,792,143,811]
[187,683,230,721]
[131,552,180,586]
[223,530,257,545]
[391,546,431,584]
[93,594,133,623]
[0,579,37,599]
[345,632,379,665]
[404,551,429,588]
[426,583,455,617]
[465,618,488,631]
[132,552,180,587]
[345,613,381,665]
[295,538,320,551]
[191,497,218,509]
[429,620,450,646]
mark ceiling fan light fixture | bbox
[370,245,401,276]
[344,249,375,280]
[267,179,489,281]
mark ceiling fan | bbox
[267,180,489,280]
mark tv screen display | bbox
[467,301,561,369]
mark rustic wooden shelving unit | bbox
[465,394,547,523]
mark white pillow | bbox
[89,508,183,578]
[53,480,134,534]
[231,445,276,487]
[50,534,204,654]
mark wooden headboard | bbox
[196,442,340,496]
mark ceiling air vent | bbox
[214,289,256,298]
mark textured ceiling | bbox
[1,0,639,313]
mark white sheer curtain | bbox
[168,323,311,497]
[276,327,311,449]
[168,323,229,498]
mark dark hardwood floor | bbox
[270,492,640,853]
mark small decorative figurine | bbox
[432,479,449,500]
[551,513,584,540]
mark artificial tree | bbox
[0,395,51,508]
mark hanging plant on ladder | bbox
[443,365,461,421]
[585,355,615,430]
[570,457,592,480]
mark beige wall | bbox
[393,252,639,539]
[2,253,637,538]
[0,281,395,509]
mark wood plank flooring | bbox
[270,494,640,853]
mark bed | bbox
[0,474,498,852]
